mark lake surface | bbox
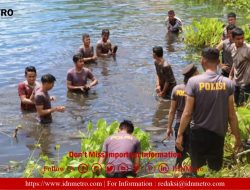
[0,0,248,177]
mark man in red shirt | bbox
[18,66,40,111]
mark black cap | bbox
[182,64,197,77]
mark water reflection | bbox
[67,91,89,106]
[25,125,54,156]
[66,90,98,124]
[165,32,181,52]
[152,98,171,128]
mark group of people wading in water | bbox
[17,10,250,177]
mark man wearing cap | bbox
[176,48,242,172]
[167,64,198,166]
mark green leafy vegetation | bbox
[23,119,151,178]
[224,0,250,12]
[184,18,250,51]
[242,25,250,43]
[184,18,224,49]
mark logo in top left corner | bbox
[1,9,14,17]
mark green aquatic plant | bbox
[184,18,224,49]
[224,0,250,12]
[23,119,151,178]
[236,107,250,141]
[242,24,250,44]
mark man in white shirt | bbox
[165,10,182,33]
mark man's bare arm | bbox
[161,82,169,96]
[167,100,177,138]
[133,155,140,174]
[216,41,223,51]
[176,95,194,151]
[228,95,242,150]
[89,77,98,88]
[96,44,109,58]
[229,64,234,80]
[20,95,35,105]
[67,80,85,91]
[36,105,64,116]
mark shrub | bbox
[23,119,151,178]
[184,18,224,49]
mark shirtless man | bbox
[96,29,118,57]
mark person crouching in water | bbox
[153,46,176,99]
[99,120,140,178]
[166,64,199,166]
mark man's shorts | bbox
[190,128,225,171]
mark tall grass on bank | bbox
[184,17,250,51]
[184,18,224,49]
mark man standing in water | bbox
[176,48,242,172]
[18,66,40,112]
[167,64,198,166]
[99,120,140,178]
[222,12,237,40]
[217,24,236,77]
[153,46,176,99]
[35,74,65,124]
[79,33,97,63]
[165,10,182,33]
[229,27,250,106]
[96,29,118,58]
[67,53,98,93]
